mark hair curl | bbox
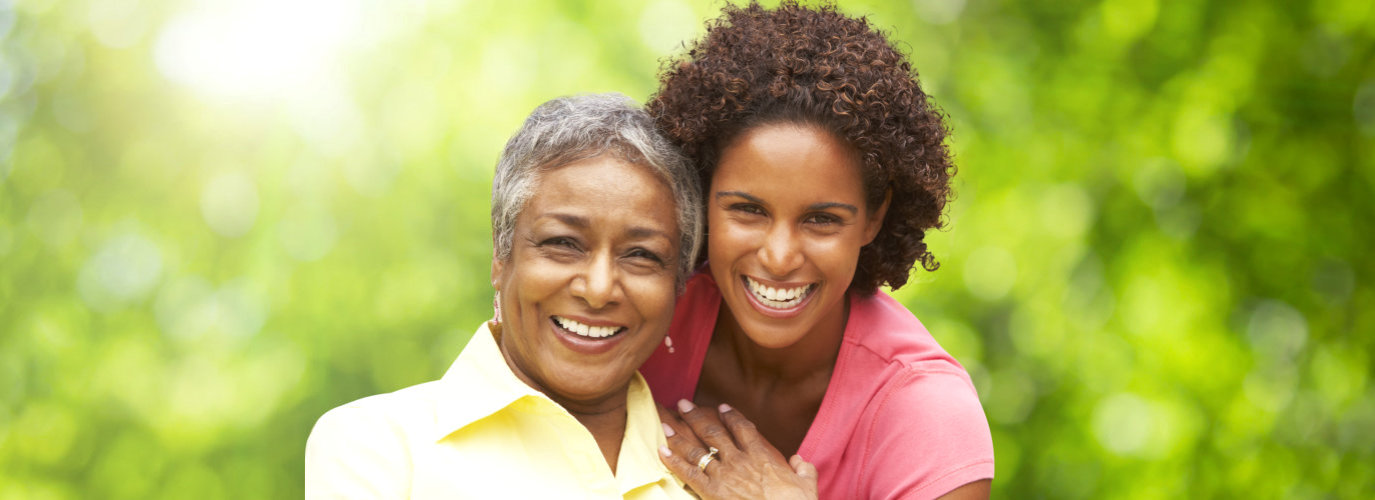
[648,0,954,294]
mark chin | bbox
[547,374,628,402]
[740,323,809,350]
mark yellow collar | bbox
[433,322,680,494]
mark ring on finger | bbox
[696,446,720,472]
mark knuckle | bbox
[683,409,712,425]
[733,417,757,432]
[700,425,728,441]
[668,440,692,453]
[689,466,710,482]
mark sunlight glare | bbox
[153,0,361,100]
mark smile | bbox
[553,316,626,339]
[743,276,816,310]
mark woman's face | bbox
[492,154,680,407]
[707,123,887,349]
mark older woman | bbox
[641,2,995,499]
[305,93,703,498]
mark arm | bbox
[304,405,412,500]
[934,480,990,500]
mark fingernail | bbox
[677,399,696,413]
[718,403,733,413]
[661,422,676,437]
[659,445,672,457]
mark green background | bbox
[2,0,1371,497]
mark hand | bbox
[657,400,818,500]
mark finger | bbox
[791,455,819,497]
[658,405,708,462]
[716,404,774,456]
[656,405,686,444]
[657,403,673,422]
[659,444,716,494]
[790,455,818,480]
[676,399,739,454]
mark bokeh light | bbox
[1,0,1371,498]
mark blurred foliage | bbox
[1,0,1371,498]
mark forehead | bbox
[523,155,680,234]
[713,124,867,203]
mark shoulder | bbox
[855,359,994,498]
[844,291,964,370]
[309,381,445,443]
[840,292,994,498]
[305,382,444,499]
[836,291,981,415]
[868,367,990,447]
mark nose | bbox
[570,252,621,309]
[758,222,804,277]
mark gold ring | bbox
[696,446,720,471]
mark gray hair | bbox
[491,93,703,289]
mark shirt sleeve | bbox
[860,368,995,500]
[304,404,413,500]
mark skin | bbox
[701,122,887,456]
[659,123,990,499]
[491,154,680,473]
[659,402,817,500]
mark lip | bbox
[739,275,817,319]
[550,315,628,355]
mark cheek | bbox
[506,265,565,316]
[806,238,864,278]
[627,275,677,324]
[707,220,758,259]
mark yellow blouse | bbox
[305,322,691,499]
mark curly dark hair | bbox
[647,0,955,294]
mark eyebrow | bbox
[715,190,859,215]
[540,212,672,241]
[626,226,672,241]
[544,212,590,229]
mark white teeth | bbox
[555,316,622,339]
[744,277,812,309]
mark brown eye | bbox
[626,248,665,265]
[629,247,662,262]
[539,236,581,251]
[804,213,841,225]
[730,203,766,216]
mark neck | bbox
[491,322,628,473]
[715,295,849,386]
[526,374,630,474]
[564,398,628,474]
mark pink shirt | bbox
[641,272,995,499]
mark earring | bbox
[664,335,675,354]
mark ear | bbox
[862,189,892,246]
[491,249,504,289]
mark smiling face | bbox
[492,154,680,408]
[708,123,888,349]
